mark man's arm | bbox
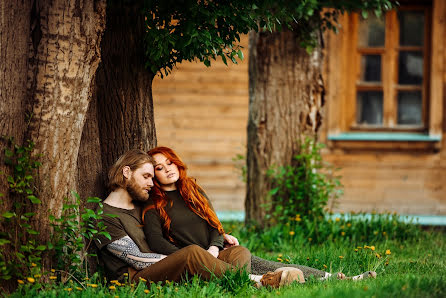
[107,235,166,270]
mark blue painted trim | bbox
[327,132,441,142]
[216,211,446,226]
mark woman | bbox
[143,146,375,283]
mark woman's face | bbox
[152,153,180,191]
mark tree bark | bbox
[245,30,324,224]
[91,0,157,189]
[24,0,106,243]
[0,0,32,217]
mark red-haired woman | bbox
[143,146,376,283]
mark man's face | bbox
[126,162,154,202]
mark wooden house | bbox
[153,0,446,217]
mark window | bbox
[326,0,444,149]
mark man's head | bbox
[108,149,155,202]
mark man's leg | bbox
[132,245,247,283]
[217,246,251,273]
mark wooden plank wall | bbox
[152,36,249,211]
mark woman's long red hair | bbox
[142,146,224,242]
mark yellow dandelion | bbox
[27,277,35,283]
[371,246,375,251]
[364,245,369,249]
[335,217,340,222]
[308,238,312,242]
[76,287,83,291]
[144,289,149,294]
[116,281,122,286]
[64,288,72,292]
[289,231,295,236]
[17,279,24,284]
[315,258,319,261]
[340,225,345,229]
[373,231,378,235]
[278,254,283,257]
[51,269,55,273]
[382,231,387,236]
[347,223,351,227]
[296,217,302,222]
[84,277,90,280]
[31,263,37,267]
[376,253,381,259]
[427,254,432,257]
[34,274,41,278]
[175,287,179,292]
[306,257,310,260]
[88,284,98,288]
[139,277,147,282]
[123,272,128,276]
[109,285,116,290]
[323,264,327,269]
[341,231,345,236]
[339,256,344,259]
[49,276,57,280]
[354,249,358,252]
[385,249,391,255]
[285,258,290,262]
[277,257,283,262]
[110,280,118,284]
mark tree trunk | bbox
[24,0,106,245]
[245,30,324,225]
[92,0,157,188]
[0,0,32,213]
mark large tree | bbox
[245,1,395,224]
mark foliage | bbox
[266,138,342,232]
[49,193,111,279]
[143,0,396,76]
[232,153,247,183]
[0,138,45,281]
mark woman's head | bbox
[147,147,184,190]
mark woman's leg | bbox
[250,255,326,278]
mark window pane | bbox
[360,55,381,82]
[358,14,385,47]
[397,91,422,125]
[399,11,424,46]
[399,51,423,85]
[357,91,383,125]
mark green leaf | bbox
[2,211,16,219]
[27,195,41,204]
[361,10,369,19]
[237,49,244,60]
[0,239,11,245]
[87,197,101,203]
[36,245,46,251]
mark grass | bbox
[6,217,446,297]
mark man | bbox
[95,149,303,287]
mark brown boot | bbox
[260,267,305,288]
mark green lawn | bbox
[8,222,446,297]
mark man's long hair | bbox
[142,146,224,242]
[108,149,153,191]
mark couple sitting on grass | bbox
[95,147,376,288]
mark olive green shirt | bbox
[144,189,224,255]
[95,202,152,281]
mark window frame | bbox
[325,0,444,150]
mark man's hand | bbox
[207,245,219,258]
[223,234,239,249]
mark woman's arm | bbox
[143,208,180,255]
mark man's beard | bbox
[126,176,149,202]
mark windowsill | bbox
[327,132,442,142]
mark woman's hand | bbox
[223,234,239,249]
[207,245,219,258]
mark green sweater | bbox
[143,189,224,254]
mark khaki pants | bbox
[132,245,251,283]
